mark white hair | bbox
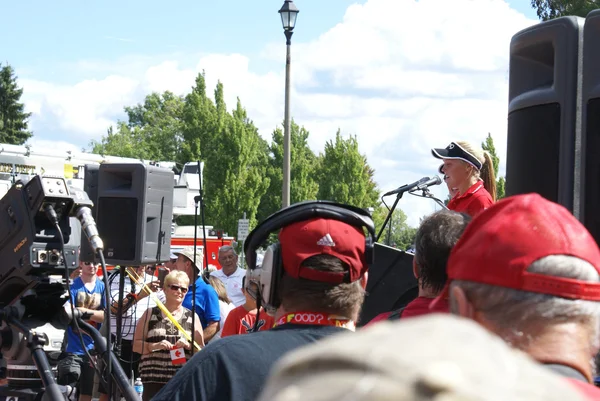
[218,245,237,257]
[450,255,600,353]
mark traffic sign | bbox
[238,219,250,241]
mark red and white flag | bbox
[170,348,186,365]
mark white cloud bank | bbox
[19,0,536,227]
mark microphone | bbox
[77,207,104,253]
[69,187,105,253]
[383,177,430,197]
[409,176,443,192]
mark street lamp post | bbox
[279,0,299,209]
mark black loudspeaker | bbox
[358,243,418,326]
[506,17,582,211]
[80,164,100,263]
[96,163,174,265]
[582,10,600,245]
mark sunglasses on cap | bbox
[169,285,188,294]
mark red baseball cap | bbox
[278,218,368,284]
[433,193,600,306]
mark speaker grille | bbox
[583,98,600,244]
[97,197,138,261]
[506,103,561,202]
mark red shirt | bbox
[364,296,450,326]
[221,305,274,337]
[566,378,600,400]
[447,181,493,217]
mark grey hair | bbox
[450,255,600,354]
[218,245,237,257]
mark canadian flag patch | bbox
[170,348,186,365]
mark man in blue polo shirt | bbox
[174,247,221,342]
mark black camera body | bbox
[0,176,82,308]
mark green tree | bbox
[372,206,417,250]
[481,133,506,200]
[90,91,184,162]
[531,0,599,20]
[203,98,270,237]
[316,130,380,209]
[0,64,32,145]
[181,74,270,236]
[90,125,144,159]
[179,72,219,167]
[257,120,319,221]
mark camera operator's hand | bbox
[175,338,191,350]
[152,340,173,351]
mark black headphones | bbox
[244,200,375,314]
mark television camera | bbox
[0,175,136,401]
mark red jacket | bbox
[365,297,449,326]
[447,181,493,217]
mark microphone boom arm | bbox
[376,192,403,243]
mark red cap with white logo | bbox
[278,218,368,284]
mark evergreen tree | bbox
[0,64,32,144]
[181,74,270,235]
[481,133,506,200]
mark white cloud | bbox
[18,0,536,228]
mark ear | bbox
[412,258,419,280]
[360,272,368,290]
[450,285,475,319]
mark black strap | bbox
[387,307,406,321]
[544,363,588,383]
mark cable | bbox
[108,267,155,367]
[108,270,136,341]
[408,191,430,200]
[381,195,391,211]
[408,189,449,210]
[97,250,113,399]
[46,205,105,385]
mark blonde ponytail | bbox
[481,151,497,202]
[455,141,497,202]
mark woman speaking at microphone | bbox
[432,141,496,216]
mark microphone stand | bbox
[376,192,404,243]
[114,266,125,385]
[76,319,138,401]
[0,307,65,401]
[191,160,209,357]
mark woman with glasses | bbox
[133,271,205,400]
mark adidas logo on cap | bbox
[317,234,336,247]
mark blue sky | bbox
[3,0,536,82]
[2,0,539,225]
[3,0,367,81]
